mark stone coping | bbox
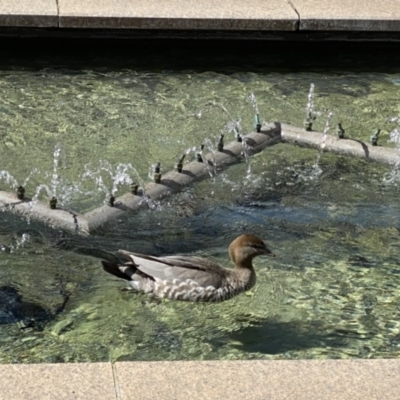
[0,360,399,399]
[1,0,400,32]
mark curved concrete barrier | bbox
[1,122,398,235]
[281,123,399,166]
[0,190,89,235]
[84,124,281,232]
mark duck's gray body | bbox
[102,234,273,302]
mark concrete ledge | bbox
[58,0,298,30]
[291,0,400,31]
[1,0,400,33]
[0,363,116,399]
[0,360,400,399]
[0,0,58,27]
[115,360,400,400]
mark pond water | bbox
[1,39,400,362]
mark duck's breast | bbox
[153,276,249,302]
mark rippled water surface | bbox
[1,40,400,362]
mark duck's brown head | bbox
[229,234,274,268]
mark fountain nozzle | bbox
[254,114,261,133]
[154,162,162,183]
[370,129,381,146]
[304,111,317,131]
[196,145,204,163]
[176,154,186,173]
[130,183,139,195]
[217,134,224,152]
[234,127,242,142]
[49,196,57,209]
[16,185,25,200]
[108,195,115,207]
[337,123,345,139]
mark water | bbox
[1,39,400,362]
[382,123,400,184]
[306,112,335,181]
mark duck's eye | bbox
[250,243,264,249]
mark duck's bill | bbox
[264,249,275,257]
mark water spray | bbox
[304,83,317,131]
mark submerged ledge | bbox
[1,122,399,235]
[0,359,399,399]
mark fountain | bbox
[1,86,400,235]
[176,154,186,173]
[196,145,204,163]
[151,162,162,183]
[224,119,243,143]
[202,138,218,179]
[217,133,224,152]
[303,83,318,131]
[382,124,400,185]
[1,114,400,235]
[249,93,262,133]
[337,123,345,139]
[370,129,381,146]
[319,113,334,151]
[0,169,39,201]
[2,43,400,366]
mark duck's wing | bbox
[118,251,228,288]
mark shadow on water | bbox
[225,318,347,355]
[0,285,58,330]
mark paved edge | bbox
[291,0,400,31]
[0,360,400,399]
[114,360,400,400]
[0,363,116,400]
[0,0,58,27]
[1,0,400,32]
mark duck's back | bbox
[114,252,252,302]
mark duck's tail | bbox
[102,261,132,281]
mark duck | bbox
[101,234,274,302]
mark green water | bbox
[1,40,400,362]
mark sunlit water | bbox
[1,40,400,362]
